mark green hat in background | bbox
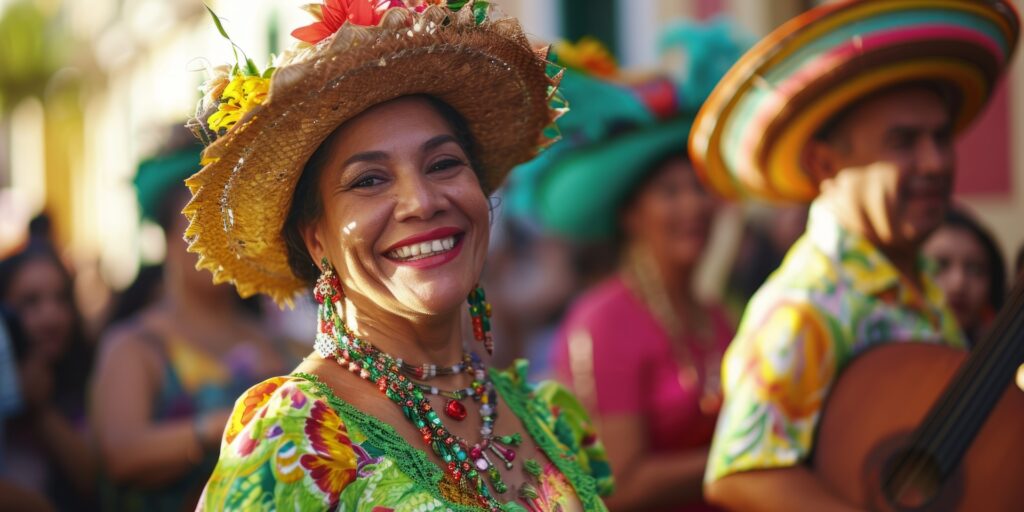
[133,145,203,223]
[504,18,749,242]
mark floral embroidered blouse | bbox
[198,361,613,511]
[705,201,965,483]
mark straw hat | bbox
[183,1,561,304]
[689,0,1020,203]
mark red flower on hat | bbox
[292,0,406,44]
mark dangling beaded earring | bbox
[313,257,345,359]
[467,285,493,355]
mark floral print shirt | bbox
[705,201,964,483]
[198,361,613,511]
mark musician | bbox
[686,1,1019,510]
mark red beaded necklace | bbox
[313,267,522,508]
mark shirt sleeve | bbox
[705,300,841,483]
[198,376,362,511]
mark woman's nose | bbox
[393,172,448,221]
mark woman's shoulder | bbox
[201,375,361,510]
[492,361,615,499]
[219,376,322,443]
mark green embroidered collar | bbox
[294,360,601,511]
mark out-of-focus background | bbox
[0,0,1021,296]
[0,1,1021,511]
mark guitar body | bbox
[812,342,1024,511]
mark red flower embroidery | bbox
[300,400,359,504]
[292,0,407,44]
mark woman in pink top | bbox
[519,22,746,511]
[550,156,734,511]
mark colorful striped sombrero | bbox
[689,0,1019,203]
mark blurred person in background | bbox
[89,127,293,511]
[0,242,98,511]
[103,264,165,327]
[482,216,588,375]
[1016,242,1024,277]
[923,208,1007,347]
[1,310,53,512]
[516,22,747,510]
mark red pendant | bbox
[445,399,468,421]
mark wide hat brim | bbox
[536,117,691,241]
[183,6,558,304]
[689,0,1020,203]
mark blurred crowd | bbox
[0,128,1020,511]
[2,3,1024,512]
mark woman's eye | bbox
[350,175,386,189]
[429,158,464,173]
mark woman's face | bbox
[304,97,490,318]
[4,258,75,361]
[924,226,993,332]
[623,157,718,267]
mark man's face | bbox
[812,86,955,249]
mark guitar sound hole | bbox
[882,449,942,509]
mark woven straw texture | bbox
[183,4,560,304]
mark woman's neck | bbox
[629,242,699,311]
[342,296,467,367]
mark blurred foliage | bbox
[0,0,73,113]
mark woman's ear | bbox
[301,221,327,269]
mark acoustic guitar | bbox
[812,274,1024,511]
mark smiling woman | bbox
[184,1,611,511]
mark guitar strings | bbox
[894,274,1024,498]
[902,278,1024,488]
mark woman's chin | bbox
[391,282,473,316]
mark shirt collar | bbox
[805,199,931,300]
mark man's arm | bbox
[705,301,860,511]
[706,466,864,512]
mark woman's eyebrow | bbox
[342,150,388,168]
[422,134,460,153]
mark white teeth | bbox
[387,236,458,261]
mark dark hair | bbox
[812,81,959,144]
[282,95,482,287]
[105,263,165,326]
[0,241,94,415]
[617,150,692,219]
[1016,242,1024,278]
[939,208,1007,312]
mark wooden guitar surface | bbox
[812,342,1024,511]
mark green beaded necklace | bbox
[313,264,523,509]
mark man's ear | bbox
[301,221,327,269]
[803,139,839,187]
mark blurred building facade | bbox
[0,0,1022,292]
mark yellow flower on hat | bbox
[553,36,618,78]
[207,74,271,134]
